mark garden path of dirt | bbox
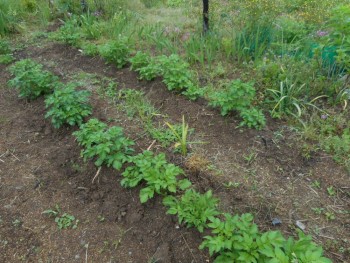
[0,37,349,262]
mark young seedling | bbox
[42,206,79,229]
[166,116,201,156]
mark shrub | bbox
[0,39,11,54]
[0,0,22,36]
[239,107,266,130]
[130,52,161,80]
[121,150,191,203]
[326,5,350,72]
[98,38,130,68]
[158,54,195,91]
[129,51,151,71]
[8,59,58,99]
[44,83,92,128]
[50,16,82,47]
[138,59,162,80]
[208,80,256,116]
[73,119,134,169]
[163,189,220,232]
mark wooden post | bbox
[203,0,209,33]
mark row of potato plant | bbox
[50,18,266,130]
[129,51,266,130]
[8,59,93,128]
[7,58,331,262]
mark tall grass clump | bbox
[0,0,22,35]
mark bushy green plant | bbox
[121,150,191,203]
[129,51,151,71]
[138,59,162,80]
[0,54,13,64]
[267,80,326,118]
[326,5,350,72]
[81,42,99,56]
[130,52,161,80]
[200,213,331,263]
[44,83,92,128]
[79,13,101,40]
[50,16,82,47]
[0,39,11,54]
[158,54,195,91]
[147,124,183,147]
[208,80,256,116]
[163,189,219,232]
[8,59,58,99]
[239,108,266,130]
[0,0,22,36]
[323,128,350,164]
[98,38,131,68]
[182,84,203,101]
[73,119,134,169]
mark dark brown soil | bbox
[1,38,349,263]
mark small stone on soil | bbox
[271,218,282,226]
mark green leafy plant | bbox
[208,80,256,116]
[267,80,326,119]
[181,84,203,101]
[311,207,325,215]
[147,123,183,147]
[322,129,350,165]
[200,213,331,263]
[0,54,13,64]
[8,59,58,100]
[81,42,99,56]
[163,189,219,232]
[166,116,196,156]
[326,186,336,196]
[158,54,195,92]
[0,39,13,64]
[43,206,78,229]
[129,51,151,71]
[50,16,82,47]
[44,82,92,128]
[239,107,266,130]
[326,5,350,72]
[73,118,134,170]
[121,150,191,203]
[79,13,101,40]
[136,57,162,81]
[0,39,11,54]
[98,38,131,68]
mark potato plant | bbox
[73,119,134,170]
[8,59,58,100]
[98,38,130,68]
[121,150,191,203]
[200,214,331,263]
[45,82,92,128]
[163,189,219,232]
